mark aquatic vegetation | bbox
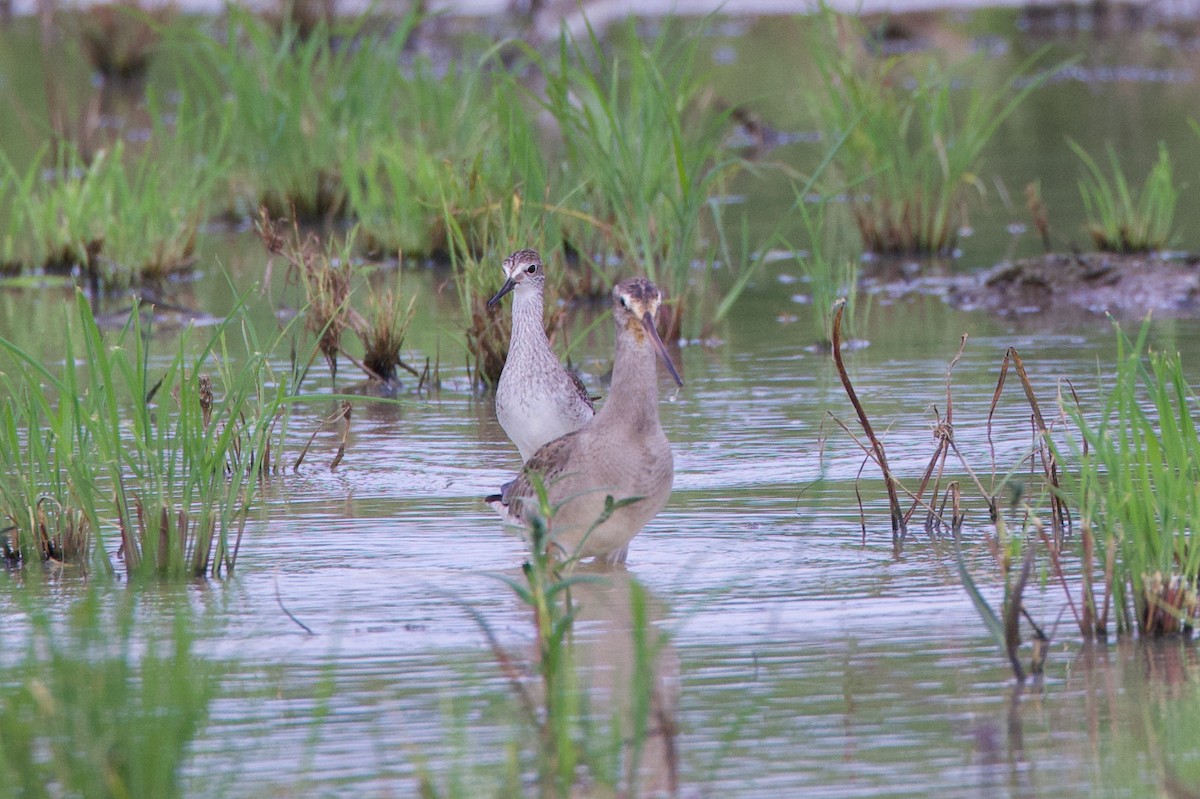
[785,163,862,347]
[357,269,420,385]
[524,17,743,325]
[258,214,421,386]
[0,290,295,578]
[1069,139,1177,253]
[0,124,223,288]
[463,495,675,798]
[831,311,1200,681]
[0,587,216,798]
[177,7,416,220]
[806,4,1044,256]
[344,136,449,259]
[1059,323,1200,636]
[343,56,522,260]
[0,373,98,568]
[828,322,1080,678]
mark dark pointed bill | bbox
[487,277,517,308]
[641,312,684,387]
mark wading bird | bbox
[488,277,682,565]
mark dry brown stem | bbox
[830,301,905,542]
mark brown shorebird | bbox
[488,249,594,463]
[488,277,682,564]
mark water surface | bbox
[4,6,1200,797]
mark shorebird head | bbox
[487,248,545,308]
[613,277,683,387]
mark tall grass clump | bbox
[1060,323,1200,636]
[0,290,295,578]
[1069,139,1177,253]
[805,4,1044,255]
[0,587,216,798]
[0,103,226,288]
[421,69,593,385]
[344,56,529,260]
[0,356,100,568]
[176,7,416,220]
[525,17,742,326]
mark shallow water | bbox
[5,5,1200,797]
[50,298,1192,797]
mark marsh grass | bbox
[1069,139,1177,254]
[828,316,1089,678]
[0,145,111,278]
[0,289,296,578]
[455,246,512,389]
[0,377,97,568]
[782,152,863,347]
[178,7,416,220]
[1058,322,1200,636]
[801,246,861,350]
[0,104,225,289]
[0,586,216,798]
[343,56,528,260]
[522,16,742,317]
[344,136,447,259]
[295,229,352,379]
[357,271,419,384]
[807,4,1045,255]
[832,310,1200,679]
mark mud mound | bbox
[948,253,1200,317]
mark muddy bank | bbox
[946,252,1200,318]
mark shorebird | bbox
[488,248,595,463]
[488,277,683,565]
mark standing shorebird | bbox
[488,277,683,564]
[488,249,595,463]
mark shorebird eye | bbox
[527,264,538,274]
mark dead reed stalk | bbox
[1025,182,1053,254]
[830,301,905,543]
[256,210,420,386]
[987,347,1069,540]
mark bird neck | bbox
[598,328,661,428]
[510,285,549,352]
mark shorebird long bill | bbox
[641,312,683,387]
[487,277,517,308]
